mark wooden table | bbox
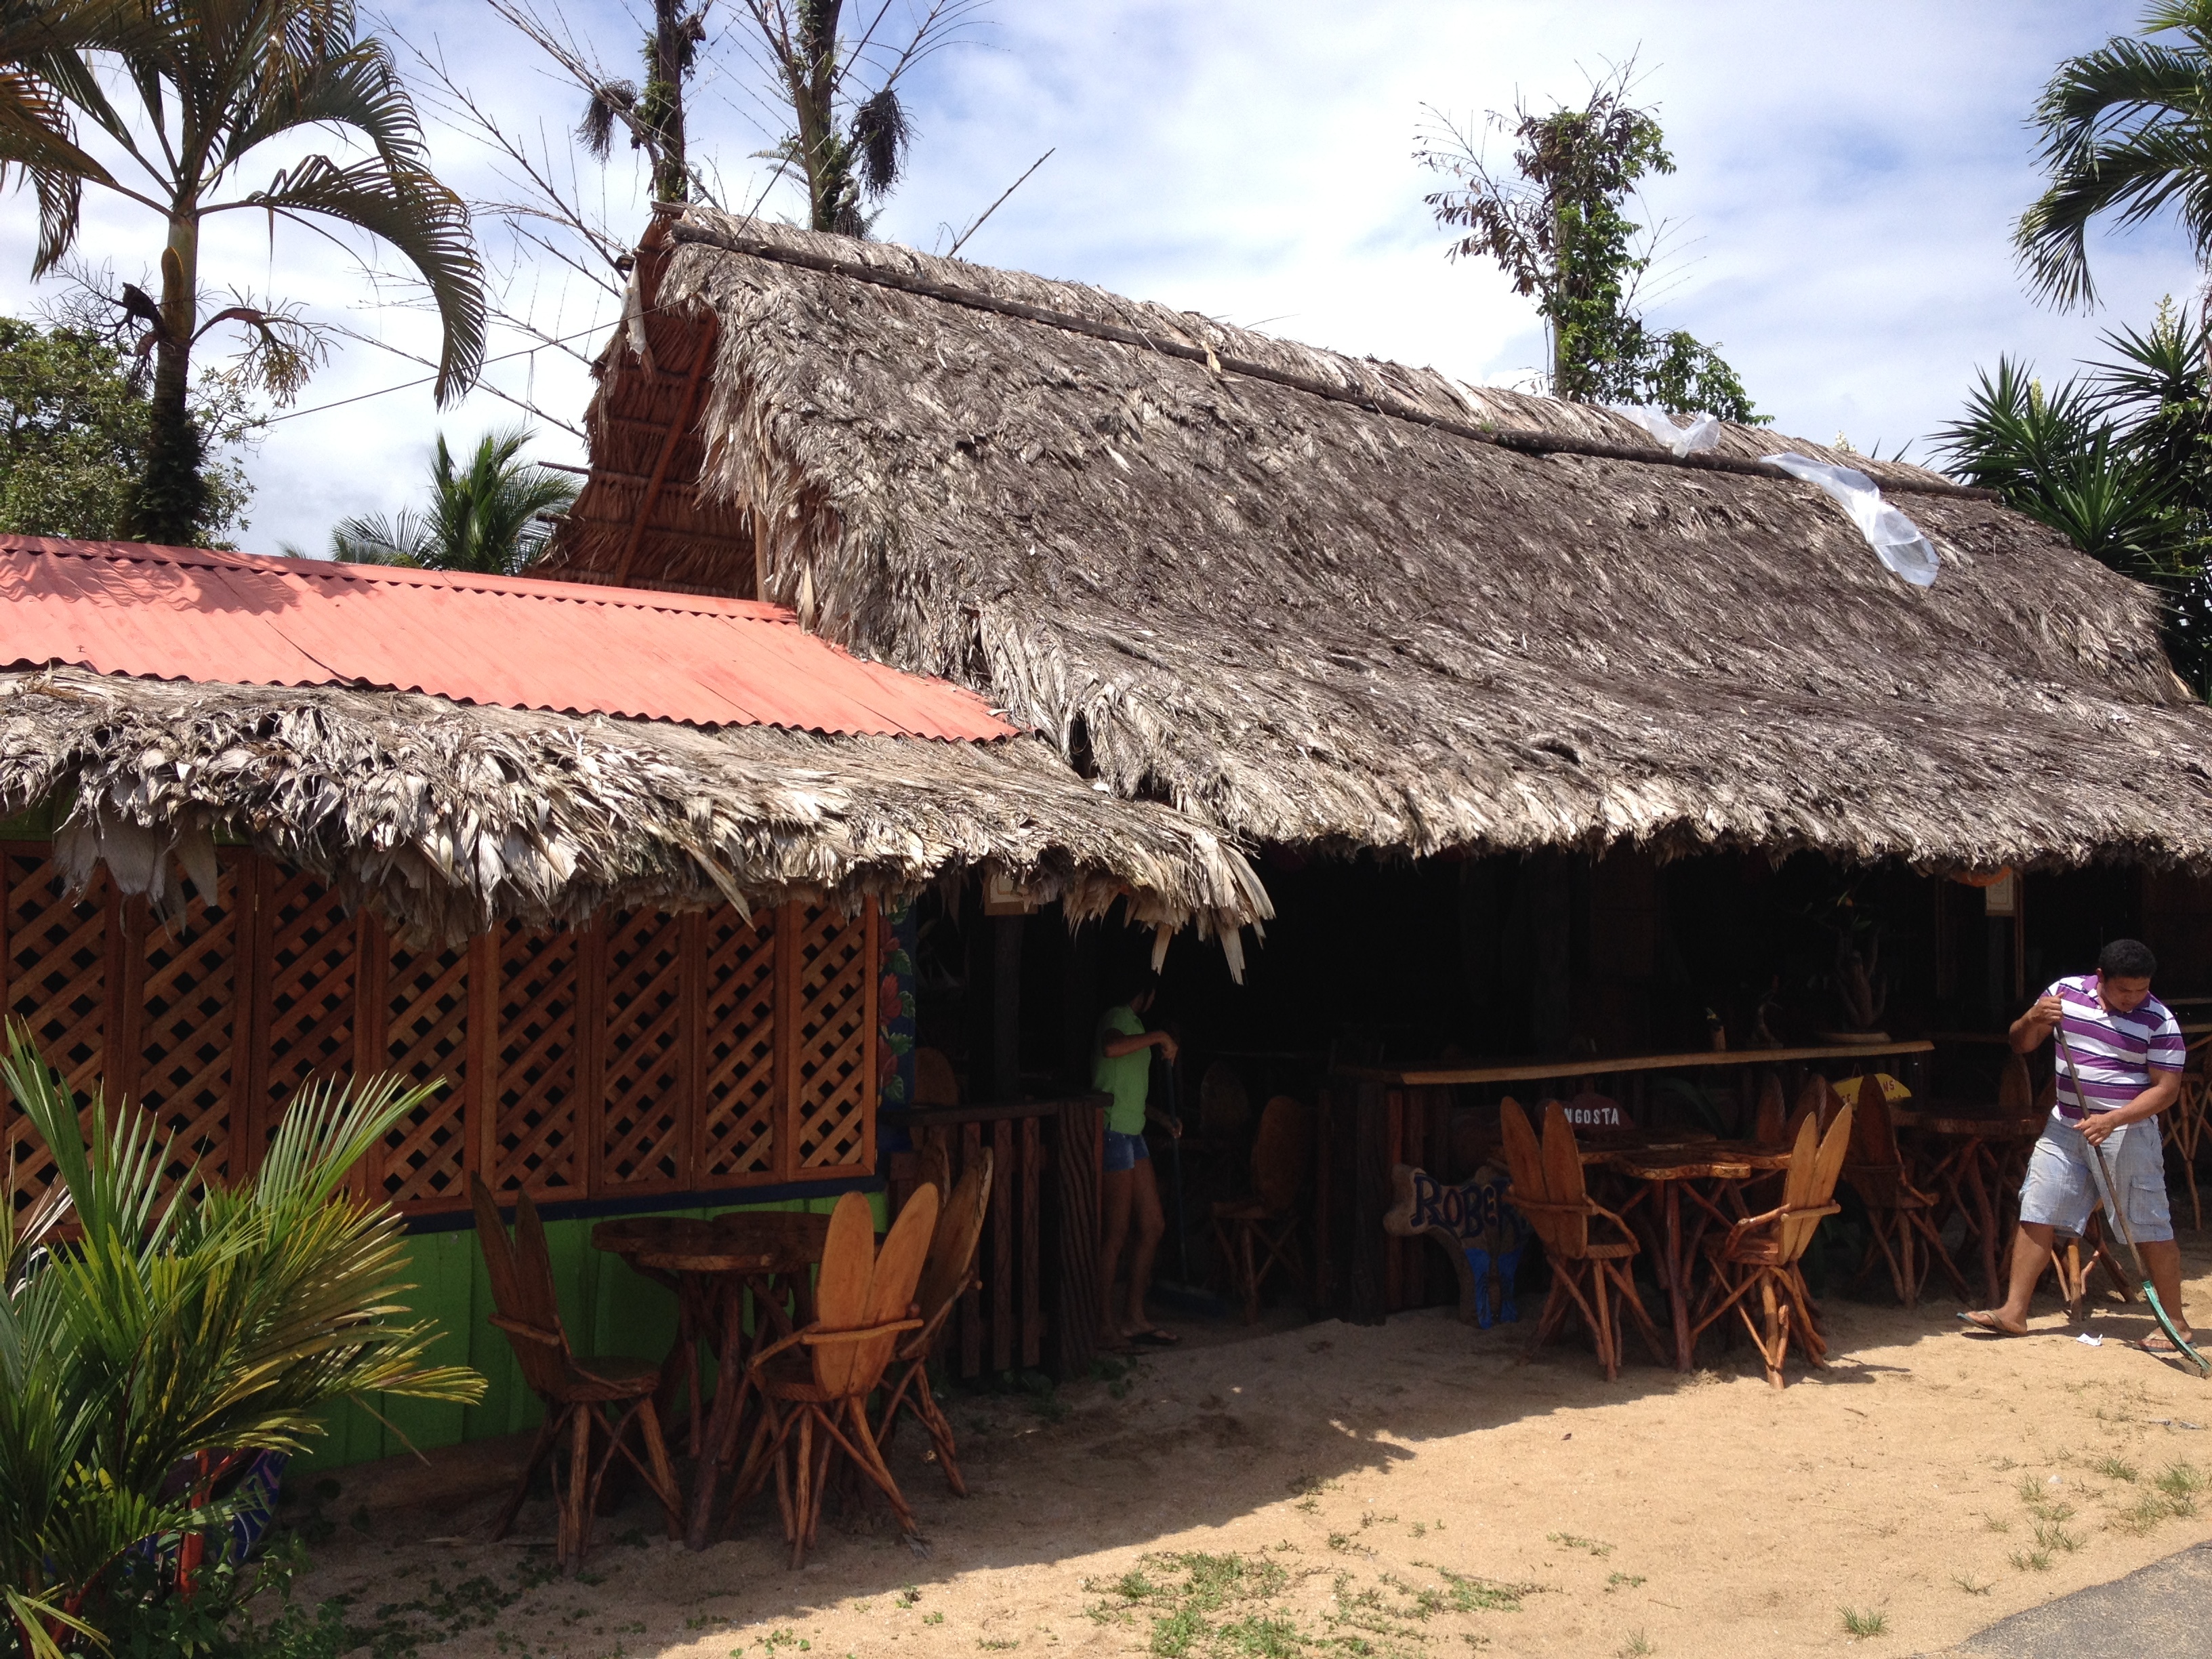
[1601,1141,1792,1372]
[1891,1107,2043,1305]
[593,1211,830,1549]
[1338,1040,1935,1090]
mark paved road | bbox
[1942,1541,2212,1656]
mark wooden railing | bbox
[882,1093,1106,1382]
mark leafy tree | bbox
[0,1023,481,1658]
[0,0,486,546]
[1933,302,2212,690]
[329,426,578,574]
[2016,0,2212,310]
[0,314,249,541]
[1419,66,1763,422]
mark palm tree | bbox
[2016,1,2212,309]
[0,1021,482,1659]
[330,426,578,574]
[0,0,486,546]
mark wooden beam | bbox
[612,319,718,586]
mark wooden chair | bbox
[1751,1072,1788,1147]
[1692,1104,1853,1389]
[1198,1061,1251,1134]
[914,1046,960,1108]
[1498,1097,1663,1380]
[1843,1073,1969,1307]
[2165,1034,2212,1230]
[876,1150,993,1494]
[469,1176,682,1573]
[726,1188,935,1566]
[1210,1094,1311,1323]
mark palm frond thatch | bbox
[0,665,1269,950]
[539,210,2212,874]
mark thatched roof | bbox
[0,666,1269,949]
[539,209,2212,872]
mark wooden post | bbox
[468,929,501,1185]
[576,914,607,1199]
[1048,1094,1103,1380]
[773,901,800,1181]
[993,914,1022,1102]
[1020,1113,1044,1368]
[1349,1080,1391,1325]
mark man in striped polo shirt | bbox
[1963,939,2188,1348]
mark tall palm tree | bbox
[0,0,486,546]
[330,425,578,574]
[2017,0,2212,309]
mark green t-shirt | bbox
[1092,1004,1151,1135]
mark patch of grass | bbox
[1547,1532,1613,1557]
[2156,1460,2206,1510]
[1991,1455,2018,1472]
[2010,1548,2054,1572]
[1605,1573,1646,1593]
[1839,1607,1887,1639]
[1326,1533,1352,1553]
[2093,1454,2139,1482]
[1408,1521,1427,1538]
[2034,1519,2085,1555]
[2014,1473,2045,1505]
[1982,1514,2012,1534]
[1952,1574,1992,1596]
[760,1633,801,1654]
[1429,1567,1540,1615]
[1618,1632,1655,1658]
[898,1586,923,1608]
[924,1612,945,1626]
[977,1641,1020,1652]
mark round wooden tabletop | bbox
[1891,1109,2045,1141]
[1605,1141,1792,1181]
[593,1211,831,1275]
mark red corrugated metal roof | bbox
[0,535,1014,740]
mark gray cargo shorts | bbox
[2018,1112,2173,1244]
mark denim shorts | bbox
[1103,1129,1151,1173]
[2019,1113,2172,1244]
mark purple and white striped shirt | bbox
[2047,974,2186,1118]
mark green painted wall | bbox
[292,1191,886,1473]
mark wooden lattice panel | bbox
[261,867,356,1132]
[601,909,688,1188]
[3,850,110,1210]
[493,920,581,1197]
[701,909,777,1180]
[793,903,869,1170]
[380,939,469,1209]
[138,861,241,1191]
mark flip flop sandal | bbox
[1130,1328,1181,1347]
[2131,1333,2197,1355]
[1957,1311,2029,1337]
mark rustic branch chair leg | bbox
[912,1370,968,1496]
[800,1415,827,1574]
[1758,1275,1785,1389]
[837,1398,921,1538]
[806,1418,836,1553]
[492,1418,560,1542]
[562,1402,592,1573]
[1611,1261,1668,1366]
[1591,1254,1617,1380]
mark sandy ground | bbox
[297,1242,2212,1659]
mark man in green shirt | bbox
[1093,971,1180,1348]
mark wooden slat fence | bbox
[884,1094,1105,1382]
[1,842,877,1218]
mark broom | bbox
[2055,1026,2210,1377]
[1149,1056,1225,1317]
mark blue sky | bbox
[0,0,2197,555]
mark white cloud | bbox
[0,0,2190,553]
